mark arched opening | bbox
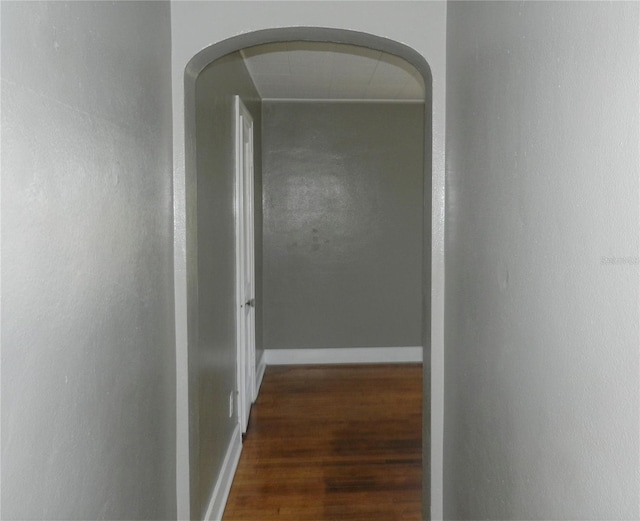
[182,27,433,520]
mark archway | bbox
[182,27,433,520]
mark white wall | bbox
[1,1,176,519]
[445,2,639,518]
[170,2,447,518]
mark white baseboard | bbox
[203,424,242,521]
[264,346,423,365]
[254,351,266,401]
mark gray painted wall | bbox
[445,2,639,519]
[1,2,176,519]
[194,52,262,518]
[262,101,424,350]
[170,7,447,516]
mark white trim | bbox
[261,98,425,104]
[254,351,267,401]
[264,346,423,366]
[234,95,256,434]
[233,95,244,433]
[203,425,243,521]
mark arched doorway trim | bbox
[182,27,433,520]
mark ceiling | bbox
[240,41,425,102]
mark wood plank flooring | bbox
[223,364,423,521]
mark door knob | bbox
[245,298,255,308]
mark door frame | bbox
[181,27,434,520]
[234,95,256,434]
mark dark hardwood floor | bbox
[223,364,423,521]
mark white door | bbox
[234,96,255,433]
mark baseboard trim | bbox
[254,351,266,401]
[264,346,423,365]
[203,424,242,521]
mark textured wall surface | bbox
[444,2,639,519]
[1,2,176,519]
[262,101,424,350]
[194,53,262,519]
[171,5,446,516]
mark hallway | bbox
[223,364,422,520]
[3,2,639,520]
